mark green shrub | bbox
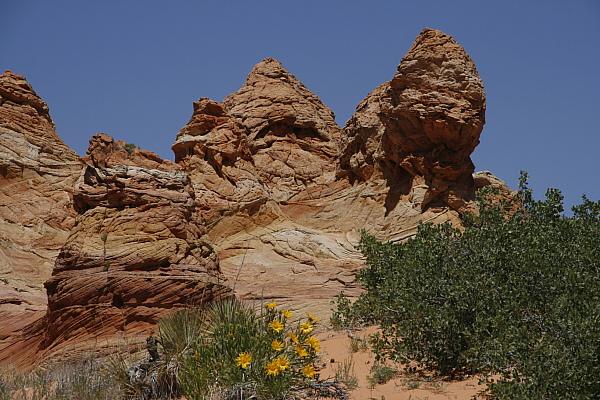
[123,142,137,154]
[168,299,321,399]
[367,364,397,386]
[333,172,600,399]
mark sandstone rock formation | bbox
[0,28,506,368]
[0,71,82,342]
[473,170,513,195]
[339,28,486,212]
[221,58,341,203]
[174,29,488,320]
[175,81,363,321]
[83,132,177,171]
[172,99,269,228]
[37,136,231,357]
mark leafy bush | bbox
[123,142,137,154]
[333,172,600,399]
[367,364,397,386]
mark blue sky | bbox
[2,1,599,212]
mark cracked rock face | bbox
[41,136,231,354]
[339,28,486,212]
[1,29,501,367]
[221,58,341,202]
[0,71,83,343]
[172,99,270,228]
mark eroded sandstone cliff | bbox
[0,28,508,367]
[0,71,82,343]
[39,135,231,358]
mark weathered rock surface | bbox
[221,58,341,202]
[84,132,177,171]
[173,90,362,316]
[176,30,487,320]
[37,136,231,358]
[1,28,503,368]
[473,170,513,195]
[0,71,82,343]
[172,99,269,228]
[339,28,486,213]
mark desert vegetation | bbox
[332,172,600,399]
[1,299,351,400]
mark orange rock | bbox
[0,29,510,369]
[39,135,232,356]
[0,71,82,346]
[221,58,341,202]
[339,28,486,213]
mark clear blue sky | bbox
[2,1,599,212]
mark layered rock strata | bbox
[39,136,231,355]
[0,71,82,341]
[175,64,363,320]
[339,28,486,212]
[0,28,504,367]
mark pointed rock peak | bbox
[340,28,486,212]
[404,28,472,61]
[221,58,341,202]
[392,28,484,105]
[0,70,49,113]
[250,57,286,75]
[222,58,340,141]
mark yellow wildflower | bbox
[266,302,278,309]
[282,310,292,318]
[271,339,284,351]
[276,356,290,371]
[302,364,316,378]
[288,333,300,344]
[296,345,309,357]
[266,360,280,375]
[305,336,321,353]
[269,320,284,332]
[307,313,319,322]
[236,353,252,368]
[300,322,313,334]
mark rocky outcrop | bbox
[172,99,269,229]
[0,71,82,342]
[174,64,364,320]
[84,133,177,171]
[174,30,488,319]
[339,28,486,212]
[1,28,503,367]
[473,170,513,195]
[221,58,341,202]
[39,136,231,355]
